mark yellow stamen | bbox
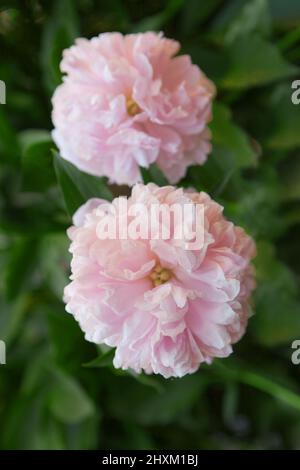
[150,264,172,287]
[126,96,141,116]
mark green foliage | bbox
[41,0,79,93]
[0,0,300,451]
[4,237,40,300]
[220,35,298,90]
[48,367,95,424]
[251,242,300,346]
[266,86,300,150]
[20,130,55,192]
[210,102,258,168]
[53,151,113,216]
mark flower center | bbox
[150,264,172,287]
[126,96,141,116]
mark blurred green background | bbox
[1,0,300,450]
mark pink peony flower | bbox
[52,32,215,185]
[64,183,256,378]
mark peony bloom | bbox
[52,32,215,185]
[64,183,256,378]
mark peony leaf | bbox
[4,236,40,301]
[19,130,55,192]
[266,86,300,151]
[0,294,29,346]
[141,163,168,186]
[251,241,300,346]
[41,0,79,93]
[211,0,271,44]
[0,108,20,165]
[281,157,300,201]
[214,360,300,412]
[48,368,95,424]
[53,151,112,216]
[210,102,258,168]
[270,0,300,25]
[84,349,115,369]
[220,35,298,89]
[132,0,184,32]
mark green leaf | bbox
[180,0,221,35]
[46,308,87,372]
[0,294,29,345]
[183,100,261,197]
[84,350,164,392]
[132,0,184,32]
[220,35,298,89]
[32,416,65,450]
[21,349,50,397]
[266,86,300,151]
[281,156,300,200]
[2,394,51,450]
[186,45,228,85]
[0,108,20,165]
[210,102,258,168]
[225,174,283,239]
[278,25,300,52]
[41,0,79,93]
[5,236,40,300]
[126,371,164,394]
[48,368,95,424]
[214,360,300,413]
[222,382,239,428]
[84,348,115,369]
[123,422,155,450]
[141,163,168,186]
[40,233,70,299]
[53,151,112,216]
[64,416,99,450]
[251,241,300,346]
[19,130,55,192]
[108,374,207,426]
[270,0,300,25]
[213,0,271,44]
